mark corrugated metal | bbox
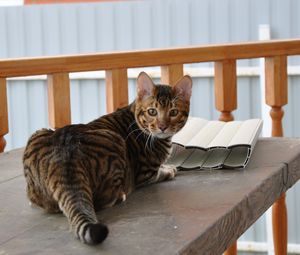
[1,0,300,251]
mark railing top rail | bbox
[0,39,300,78]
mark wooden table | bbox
[1,138,300,255]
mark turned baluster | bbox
[265,55,288,255]
[214,60,237,122]
[0,78,8,153]
[105,69,128,113]
[214,59,237,255]
[47,73,71,129]
[161,64,184,85]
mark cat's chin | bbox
[154,133,173,139]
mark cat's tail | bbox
[53,187,108,245]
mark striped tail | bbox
[55,189,109,245]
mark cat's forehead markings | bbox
[158,98,165,106]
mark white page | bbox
[172,117,208,145]
[208,121,242,148]
[229,119,263,147]
[186,121,225,148]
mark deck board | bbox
[0,138,300,255]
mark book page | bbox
[186,121,225,149]
[172,117,209,146]
[208,121,242,148]
[228,119,263,147]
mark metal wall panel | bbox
[1,0,300,250]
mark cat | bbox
[23,72,192,245]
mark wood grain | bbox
[214,59,237,122]
[1,139,300,254]
[47,73,71,129]
[161,64,184,85]
[0,39,300,78]
[0,78,8,140]
[105,69,128,113]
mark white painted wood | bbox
[238,241,300,254]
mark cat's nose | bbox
[159,124,167,132]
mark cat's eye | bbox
[147,108,157,116]
[169,109,179,117]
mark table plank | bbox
[0,138,300,255]
[0,148,23,183]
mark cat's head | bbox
[134,71,192,139]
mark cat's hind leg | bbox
[24,166,60,213]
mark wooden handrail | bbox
[0,39,300,78]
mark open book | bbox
[167,117,263,170]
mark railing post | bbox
[214,60,237,122]
[0,78,8,152]
[224,242,237,255]
[47,73,71,129]
[105,69,128,113]
[214,59,238,255]
[265,55,288,255]
[161,64,184,85]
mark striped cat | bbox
[23,72,192,245]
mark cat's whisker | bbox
[127,120,137,131]
[125,128,141,141]
[135,131,145,141]
[150,134,156,151]
[145,133,152,152]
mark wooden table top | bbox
[1,138,300,255]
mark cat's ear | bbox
[173,75,193,101]
[137,72,155,99]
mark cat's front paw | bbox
[156,164,177,182]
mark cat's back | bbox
[24,128,54,156]
[87,104,134,135]
[24,122,126,164]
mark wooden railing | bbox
[1,39,300,254]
